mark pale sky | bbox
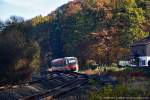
[0,0,73,21]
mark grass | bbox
[88,65,150,100]
[89,78,150,100]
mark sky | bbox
[0,0,73,21]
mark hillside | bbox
[29,0,149,65]
[0,0,150,81]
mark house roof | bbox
[131,36,150,47]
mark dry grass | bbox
[81,69,95,75]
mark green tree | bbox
[0,20,4,32]
[114,0,148,47]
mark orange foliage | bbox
[64,1,82,16]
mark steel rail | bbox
[20,72,88,100]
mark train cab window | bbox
[67,58,78,66]
[68,60,77,66]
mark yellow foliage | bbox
[32,15,52,26]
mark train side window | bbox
[65,59,68,66]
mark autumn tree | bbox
[1,0,149,72]
[0,17,40,82]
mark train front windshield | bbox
[67,58,78,66]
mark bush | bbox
[111,63,118,67]
[124,66,133,72]
[99,84,114,97]
[86,60,97,70]
[89,83,150,100]
[89,79,97,86]
[89,90,100,100]
[80,60,98,71]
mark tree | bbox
[114,0,148,48]
[59,0,116,65]
[0,29,40,82]
[10,16,24,23]
[0,20,4,32]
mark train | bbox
[50,57,79,72]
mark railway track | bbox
[0,79,43,91]
[21,72,89,100]
[0,71,89,100]
[0,71,62,91]
[52,78,88,99]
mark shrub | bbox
[124,66,133,72]
[89,82,149,100]
[99,84,113,97]
[111,63,118,67]
[89,90,100,100]
[89,79,98,86]
[86,60,97,70]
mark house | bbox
[130,36,150,67]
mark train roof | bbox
[64,57,77,59]
[51,57,77,63]
[51,58,64,63]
